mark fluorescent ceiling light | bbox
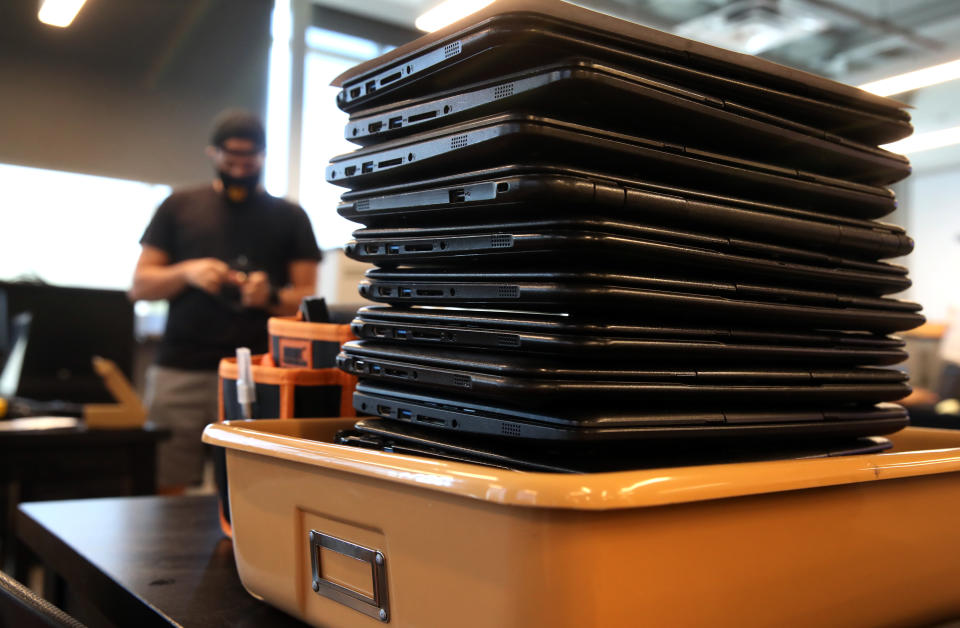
[859,58,960,97]
[415,0,495,33]
[882,126,960,155]
[38,0,87,28]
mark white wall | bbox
[905,167,960,321]
[318,248,371,304]
[898,80,960,321]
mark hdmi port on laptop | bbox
[416,289,444,296]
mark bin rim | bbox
[268,315,354,341]
[202,421,960,511]
[218,355,345,385]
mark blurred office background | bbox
[2,0,960,395]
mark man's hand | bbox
[240,271,272,309]
[181,258,230,295]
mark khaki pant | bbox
[144,365,219,487]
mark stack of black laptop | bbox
[326,0,923,472]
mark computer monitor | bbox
[0,282,134,403]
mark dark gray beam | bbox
[823,0,960,59]
[798,0,943,51]
[142,0,215,90]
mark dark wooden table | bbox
[16,495,308,628]
[0,424,168,577]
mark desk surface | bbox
[1,425,169,578]
[17,495,307,628]
[0,423,167,448]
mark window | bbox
[0,162,170,290]
[299,27,391,250]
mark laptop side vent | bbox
[355,199,370,211]
[497,285,520,298]
[452,374,472,388]
[444,41,462,59]
[500,423,521,437]
[493,83,515,99]
[450,134,468,149]
[490,234,513,248]
[496,334,521,348]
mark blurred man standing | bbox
[130,109,321,491]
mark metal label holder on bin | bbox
[309,530,390,622]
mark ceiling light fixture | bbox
[415,0,496,33]
[859,58,960,97]
[38,0,87,28]
[882,125,960,155]
[674,1,828,56]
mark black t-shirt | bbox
[140,186,322,370]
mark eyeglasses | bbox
[217,146,264,158]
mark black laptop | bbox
[345,60,909,185]
[337,418,894,473]
[338,165,912,260]
[350,218,909,274]
[352,381,910,441]
[350,306,907,366]
[333,1,910,146]
[327,114,899,221]
[339,341,910,404]
[359,267,924,333]
[347,221,911,295]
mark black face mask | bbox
[218,170,261,204]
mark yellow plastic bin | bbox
[202,421,960,628]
